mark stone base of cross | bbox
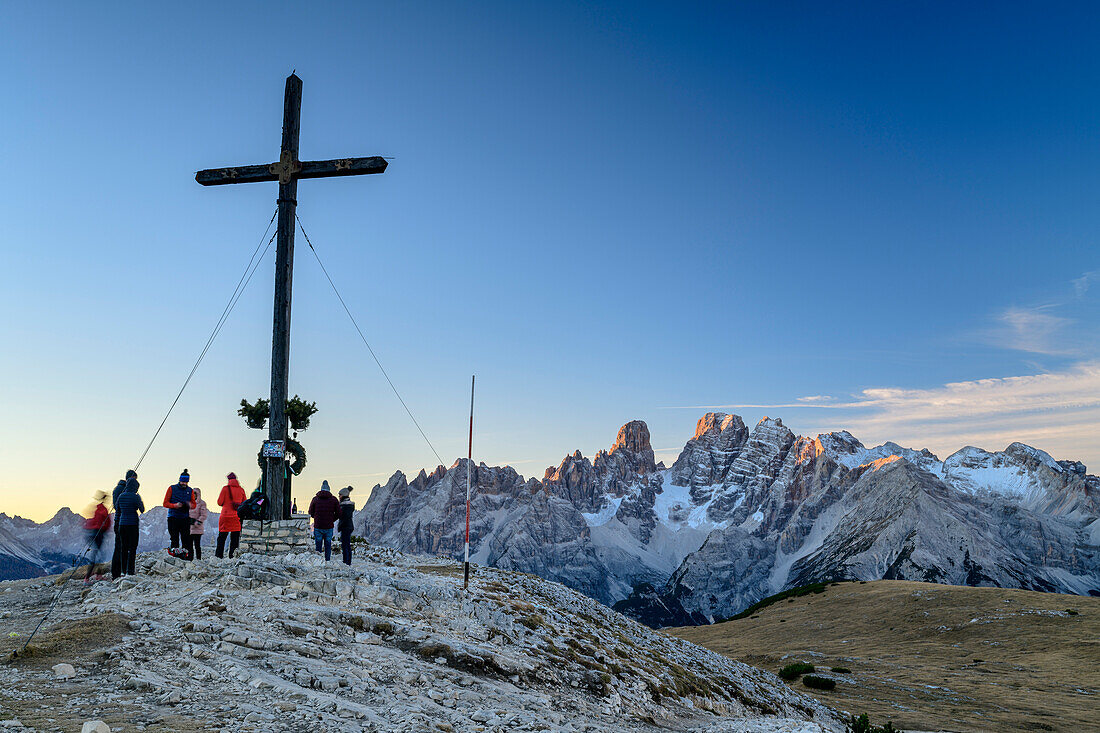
[237,517,312,556]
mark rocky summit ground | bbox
[0,546,841,732]
[669,580,1100,733]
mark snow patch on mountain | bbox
[653,475,730,531]
[581,496,624,527]
[942,446,1056,503]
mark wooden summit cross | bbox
[196,73,387,521]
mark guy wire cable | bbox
[134,211,278,469]
[295,213,446,469]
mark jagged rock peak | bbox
[755,415,786,430]
[746,416,797,453]
[692,412,747,440]
[1004,442,1061,470]
[611,420,652,455]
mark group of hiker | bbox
[81,470,357,581]
[308,480,356,564]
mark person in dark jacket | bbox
[337,486,355,566]
[115,475,144,575]
[163,470,196,559]
[308,480,340,561]
[110,475,129,579]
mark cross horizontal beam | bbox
[195,156,388,186]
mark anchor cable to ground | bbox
[134,210,279,470]
[296,213,447,469]
[21,213,282,655]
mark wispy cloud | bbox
[981,305,1075,356]
[1073,269,1100,298]
[664,362,1100,467]
[974,268,1100,357]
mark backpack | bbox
[236,491,268,521]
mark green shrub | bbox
[830,666,851,673]
[726,581,848,620]
[778,662,815,680]
[847,713,897,733]
[802,675,835,691]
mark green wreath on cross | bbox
[257,438,306,476]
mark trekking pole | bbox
[464,375,475,590]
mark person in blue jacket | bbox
[162,470,195,559]
[114,475,144,576]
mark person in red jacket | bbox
[216,472,247,558]
[83,489,112,583]
[308,480,340,561]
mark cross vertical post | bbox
[266,74,302,521]
[196,72,388,524]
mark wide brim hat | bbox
[93,490,108,502]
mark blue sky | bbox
[2,2,1099,519]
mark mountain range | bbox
[357,413,1100,626]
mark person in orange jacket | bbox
[216,472,247,558]
[163,469,196,559]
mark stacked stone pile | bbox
[237,515,312,555]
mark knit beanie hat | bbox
[338,486,352,499]
[125,470,137,480]
[179,470,190,483]
[321,480,331,493]
[226,472,237,481]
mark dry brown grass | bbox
[3,612,130,668]
[57,562,111,582]
[414,563,464,578]
[667,580,1099,733]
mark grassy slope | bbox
[667,580,1099,733]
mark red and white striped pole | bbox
[464,375,475,589]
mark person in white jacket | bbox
[188,487,209,560]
